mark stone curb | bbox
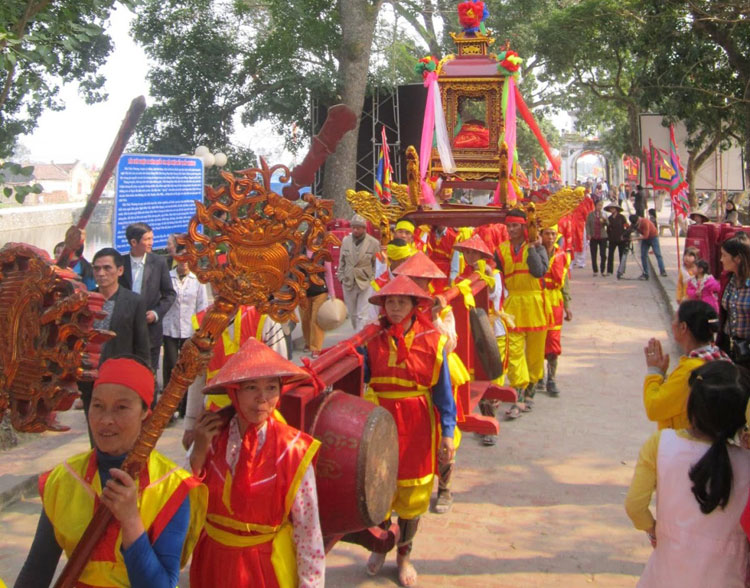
[0,472,41,512]
[648,254,679,318]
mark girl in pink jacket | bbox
[686,260,720,313]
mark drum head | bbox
[469,307,504,380]
[359,405,399,526]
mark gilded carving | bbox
[0,244,113,432]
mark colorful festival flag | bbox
[532,157,543,183]
[623,155,640,182]
[649,139,677,191]
[374,126,393,203]
[668,124,690,219]
[642,146,653,186]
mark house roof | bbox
[31,163,78,181]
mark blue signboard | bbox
[114,154,204,252]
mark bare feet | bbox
[366,551,386,576]
[397,553,418,586]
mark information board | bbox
[114,154,203,251]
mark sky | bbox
[20,6,290,168]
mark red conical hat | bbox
[203,337,309,395]
[453,234,493,258]
[368,274,433,306]
[392,251,447,279]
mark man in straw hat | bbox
[604,202,629,279]
[337,214,381,331]
[394,251,469,513]
[362,274,456,586]
[497,209,549,418]
[188,337,324,587]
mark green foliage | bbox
[0,161,43,203]
[0,0,127,158]
[131,0,341,160]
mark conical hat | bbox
[368,274,433,306]
[317,297,347,331]
[392,251,446,279]
[689,210,710,222]
[603,203,623,213]
[453,234,493,258]
[203,337,309,394]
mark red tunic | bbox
[426,228,457,291]
[570,197,594,253]
[190,417,319,588]
[366,321,446,485]
[474,223,508,252]
[543,248,570,356]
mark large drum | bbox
[310,390,398,536]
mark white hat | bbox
[351,214,367,227]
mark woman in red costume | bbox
[362,274,457,586]
[188,338,324,588]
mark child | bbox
[677,246,699,303]
[686,259,720,313]
[362,274,456,586]
[625,361,750,587]
[188,338,324,588]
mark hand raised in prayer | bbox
[644,338,669,373]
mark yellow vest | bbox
[41,450,207,588]
[498,241,547,330]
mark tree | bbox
[0,0,127,158]
[133,0,386,215]
[675,0,750,188]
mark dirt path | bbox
[325,268,673,587]
[0,265,674,587]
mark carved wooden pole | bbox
[56,96,146,269]
[54,105,355,588]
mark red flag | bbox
[668,124,690,219]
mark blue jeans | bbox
[640,237,666,276]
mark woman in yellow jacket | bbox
[643,300,730,429]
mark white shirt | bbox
[162,269,208,338]
[130,253,146,295]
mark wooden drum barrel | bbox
[310,390,398,536]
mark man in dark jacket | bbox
[118,222,176,373]
[78,248,150,443]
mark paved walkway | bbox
[0,239,680,586]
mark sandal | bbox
[519,401,532,412]
[505,404,522,419]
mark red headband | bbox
[506,216,527,225]
[94,358,154,407]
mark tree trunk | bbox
[627,102,640,156]
[324,0,383,219]
[686,130,723,209]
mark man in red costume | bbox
[425,225,457,291]
[571,190,595,268]
[189,338,324,587]
[362,275,456,586]
[497,209,549,418]
[541,225,573,396]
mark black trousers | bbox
[607,241,628,275]
[163,336,189,416]
[589,238,608,274]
